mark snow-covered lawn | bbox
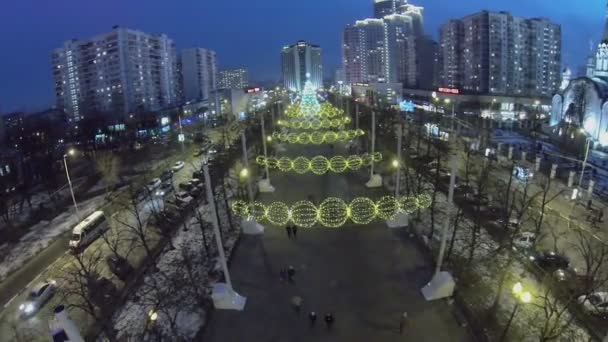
[110,184,241,341]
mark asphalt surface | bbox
[204,143,471,341]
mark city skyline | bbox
[0,0,604,111]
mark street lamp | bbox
[499,282,532,342]
[578,129,592,192]
[63,149,80,219]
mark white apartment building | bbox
[181,48,217,101]
[281,41,323,92]
[218,68,249,89]
[52,26,179,123]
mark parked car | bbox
[172,161,185,172]
[88,276,118,308]
[578,292,608,315]
[106,255,134,281]
[513,165,534,181]
[146,178,162,192]
[160,170,173,182]
[155,180,174,197]
[495,216,520,230]
[529,251,570,272]
[19,280,57,318]
[192,170,204,179]
[513,232,536,249]
[179,182,195,192]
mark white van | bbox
[69,211,108,251]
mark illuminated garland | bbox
[300,80,321,116]
[232,194,432,228]
[277,117,352,130]
[271,129,365,144]
[285,103,344,119]
[256,153,383,174]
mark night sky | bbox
[0,0,604,112]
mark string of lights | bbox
[271,129,365,144]
[285,102,345,119]
[256,153,383,174]
[232,194,432,228]
[277,117,352,130]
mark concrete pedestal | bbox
[365,174,383,188]
[241,218,264,235]
[421,271,455,301]
[211,283,247,311]
[386,212,409,229]
[258,179,275,193]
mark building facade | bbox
[52,27,179,124]
[281,41,323,92]
[181,48,217,101]
[343,0,435,90]
[438,11,561,98]
[218,68,249,89]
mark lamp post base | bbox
[365,174,383,188]
[258,179,275,193]
[386,212,409,229]
[241,218,265,235]
[421,271,455,301]
[211,283,247,311]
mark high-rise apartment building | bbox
[439,11,561,97]
[52,27,179,123]
[180,48,217,101]
[218,68,249,89]
[343,0,435,89]
[281,41,323,92]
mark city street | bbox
[204,142,471,341]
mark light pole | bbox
[499,282,532,342]
[240,131,264,234]
[578,129,591,192]
[63,149,80,219]
[258,114,275,192]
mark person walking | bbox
[292,225,298,239]
[599,209,604,223]
[287,265,296,283]
[285,225,292,239]
[279,268,287,282]
[587,199,593,211]
[291,296,303,314]
[308,311,317,327]
[324,313,334,331]
[399,312,408,334]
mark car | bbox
[179,182,195,192]
[172,161,185,172]
[19,280,57,318]
[160,170,173,182]
[513,232,536,249]
[155,180,174,197]
[106,255,134,281]
[146,178,162,192]
[88,276,118,308]
[513,165,534,181]
[496,216,520,230]
[578,292,608,315]
[529,251,570,272]
[192,170,204,179]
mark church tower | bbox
[594,1,608,77]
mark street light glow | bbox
[520,292,532,303]
[267,136,272,142]
[512,282,523,295]
[240,168,249,178]
[148,310,158,321]
[444,98,451,104]
[67,149,76,156]
[392,159,399,168]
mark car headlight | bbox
[22,303,34,314]
[529,256,535,261]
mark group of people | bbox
[285,224,298,239]
[291,301,335,331]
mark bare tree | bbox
[95,151,120,196]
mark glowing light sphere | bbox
[399,196,418,214]
[318,197,349,228]
[291,200,318,228]
[349,197,376,224]
[347,155,363,170]
[416,193,432,209]
[293,156,310,174]
[287,133,299,144]
[248,202,266,221]
[311,156,329,175]
[375,196,399,220]
[267,201,290,226]
[232,200,249,217]
[311,131,325,144]
[278,157,292,172]
[329,156,348,173]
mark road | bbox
[204,141,471,341]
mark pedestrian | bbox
[279,268,287,282]
[308,311,317,327]
[285,225,292,239]
[324,313,334,330]
[587,199,593,211]
[292,225,298,239]
[399,312,408,334]
[291,296,303,314]
[599,210,605,223]
[287,265,296,283]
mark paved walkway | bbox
[204,144,471,342]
